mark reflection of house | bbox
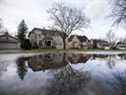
[16,53,91,72]
[0,32,20,49]
[27,53,90,71]
[66,53,90,64]
[118,54,126,59]
[116,41,126,50]
[27,53,67,71]
[90,39,109,49]
[65,35,90,49]
[92,54,109,59]
[28,28,66,49]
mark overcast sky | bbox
[0,0,126,39]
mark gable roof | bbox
[28,28,67,38]
[76,35,88,42]
[67,35,88,42]
[0,32,18,43]
[91,39,108,43]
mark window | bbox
[46,41,51,47]
[45,40,52,47]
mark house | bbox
[28,28,66,49]
[65,35,90,49]
[0,32,20,49]
[90,39,110,49]
[116,41,126,50]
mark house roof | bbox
[91,39,108,43]
[0,32,18,43]
[28,28,67,38]
[67,35,88,42]
[117,41,126,44]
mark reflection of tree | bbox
[112,70,126,95]
[107,55,116,69]
[16,57,28,80]
[46,64,90,95]
[0,61,8,77]
[91,54,116,69]
[66,53,90,64]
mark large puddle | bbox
[0,52,126,95]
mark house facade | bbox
[65,35,90,49]
[0,32,20,49]
[28,28,65,49]
[116,41,126,50]
[90,39,110,49]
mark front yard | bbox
[0,48,126,54]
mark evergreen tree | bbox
[17,19,28,43]
[17,20,29,49]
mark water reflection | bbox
[16,53,90,74]
[27,53,67,71]
[0,52,126,95]
[46,64,91,95]
[16,57,28,80]
[15,53,91,95]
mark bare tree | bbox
[47,2,90,49]
[112,0,126,25]
[0,18,3,30]
[0,18,8,33]
[106,29,118,49]
[106,30,115,43]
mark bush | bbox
[20,39,31,50]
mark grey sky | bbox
[0,0,126,39]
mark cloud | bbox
[0,0,125,38]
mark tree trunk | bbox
[63,38,66,49]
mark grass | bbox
[24,48,126,53]
[0,48,126,54]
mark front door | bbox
[45,40,52,48]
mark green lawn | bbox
[0,48,126,54]
[25,48,126,52]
